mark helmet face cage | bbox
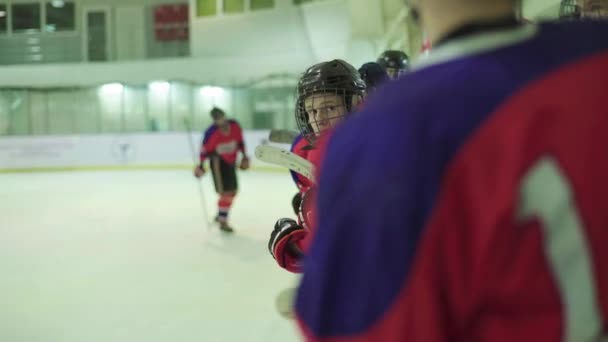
[295,88,358,145]
[385,67,408,80]
[377,51,409,79]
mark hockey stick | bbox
[255,145,316,182]
[183,118,212,228]
[268,129,299,144]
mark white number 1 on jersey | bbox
[518,157,605,341]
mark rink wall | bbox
[0,131,291,173]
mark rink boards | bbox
[0,131,290,172]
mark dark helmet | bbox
[358,62,389,93]
[377,50,410,79]
[295,59,366,144]
[560,0,582,19]
[210,107,225,119]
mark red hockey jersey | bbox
[290,134,314,192]
[200,120,245,165]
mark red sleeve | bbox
[275,230,309,273]
[291,137,313,191]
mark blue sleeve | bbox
[200,124,218,161]
[202,124,217,145]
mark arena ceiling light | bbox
[99,83,124,95]
[0,11,6,18]
[199,86,224,98]
[149,81,171,94]
[51,0,65,8]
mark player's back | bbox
[410,41,608,341]
[296,20,608,341]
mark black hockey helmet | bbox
[377,50,410,79]
[210,107,225,119]
[358,62,389,93]
[295,59,366,144]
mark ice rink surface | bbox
[0,170,302,342]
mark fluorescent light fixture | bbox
[100,83,124,95]
[51,0,65,8]
[199,86,224,97]
[149,81,171,93]
[0,11,6,18]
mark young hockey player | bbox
[268,59,366,273]
[358,62,389,94]
[288,60,386,214]
[297,0,608,341]
[194,107,249,233]
[376,50,410,79]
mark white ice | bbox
[0,170,302,342]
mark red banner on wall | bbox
[154,4,189,41]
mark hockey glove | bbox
[194,164,206,178]
[269,218,306,273]
[239,156,250,170]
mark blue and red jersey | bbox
[278,133,329,273]
[296,21,608,341]
[290,134,314,192]
[200,120,245,165]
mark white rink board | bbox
[0,131,291,170]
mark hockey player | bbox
[288,59,384,205]
[268,59,366,273]
[194,107,249,233]
[376,50,410,79]
[286,55,375,214]
[296,0,608,340]
[358,62,389,94]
